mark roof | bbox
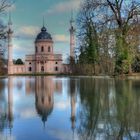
[35,26,52,42]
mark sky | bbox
[5,0,82,61]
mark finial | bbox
[70,9,74,26]
[8,12,12,26]
[43,16,45,27]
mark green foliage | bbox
[77,0,140,75]
[132,56,140,72]
[78,20,99,65]
[15,58,24,65]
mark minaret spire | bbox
[8,12,12,26]
[7,12,13,74]
[43,16,45,27]
[69,10,75,61]
[70,10,74,27]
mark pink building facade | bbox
[8,25,70,74]
[7,14,75,75]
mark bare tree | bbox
[0,0,12,13]
[77,0,140,75]
[0,0,13,74]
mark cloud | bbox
[14,26,40,41]
[48,129,79,140]
[53,34,69,43]
[17,26,40,38]
[19,108,36,119]
[0,134,16,140]
[54,100,70,110]
[45,0,82,15]
[12,39,34,60]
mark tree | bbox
[105,0,140,74]
[77,0,140,75]
[15,58,24,65]
[0,0,13,75]
[77,1,99,65]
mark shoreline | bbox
[0,73,140,80]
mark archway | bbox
[41,66,44,72]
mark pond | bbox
[0,76,140,140]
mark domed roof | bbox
[35,26,52,42]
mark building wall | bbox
[11,62,69,74]
[35,41,53,55]
[25,55,36,73]
[12,65,25,74]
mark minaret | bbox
[69,11,75,60]
[7,13,13,75]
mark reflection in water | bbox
[0,76,140,140]
[35,76,54,126]
[69,79,78,138]
[77,78,140,140]
[0,77,14,139]
[26,77,35,95]
[0,79,7,132]
[7,77,13,132]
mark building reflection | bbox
[35,76,54,126]
[34,76,62,127]
[54,80,63,94]
[5,76,63,130]
[7,76,13,133]
[68,79,78,138]
[25,77,35,95]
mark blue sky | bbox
[6,0,82,61]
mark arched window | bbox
[48,46,51,52]
[29,67,32,72]
[41,66,44,72]
[42,97,44,104]
[55,66,58,71]
[41,46,44,52]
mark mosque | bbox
[7,15,75,74]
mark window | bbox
[41,66,44,72]
[48,46,51,52]
[29,62,31,64]
[42,97,44,104]
[41,46,44,52]
[55,67,58,71]
[35,47,38,53]
[29,67,32,72]
[49,96,51,103]
[55,62,58,64]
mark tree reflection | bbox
[0,78,7,132]
[0,77,13,135]
[115,80,140,139]
[77,78,110,140]
[77,78,140,140]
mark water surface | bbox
[0,76,140,140]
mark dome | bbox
[35,26,52,42]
